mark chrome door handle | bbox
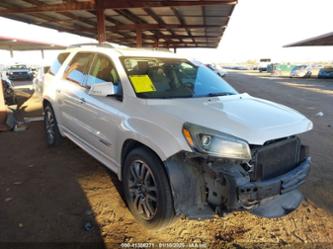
[79,97,86,104]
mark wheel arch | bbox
[120,139,166,180]
[43,98,51,108]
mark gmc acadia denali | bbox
[42,43,312,228]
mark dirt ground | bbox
[0,75,333,249]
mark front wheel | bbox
[43,104,63,146]
[122,147,175,229]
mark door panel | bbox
[58,81,95,141]
[57,52,96,143]
[75,53,123,163]
[77,95,123,162]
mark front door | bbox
[75,53,124,166]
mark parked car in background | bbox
[33,65,50,95]
[258,58,271,72]
[267,63,275,73]
[308,64,322,78]
[43,44,312,228]
[223,65,248,70]
[1,75,15,105]
[290,65,312,78]
[206,63,227,77]
[6,64,33,81]
[318,67,333,79]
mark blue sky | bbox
[1,0,333,65]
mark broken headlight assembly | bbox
[182,122,251,160]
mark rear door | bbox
[43,52,70,122]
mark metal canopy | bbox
[0,0,237,48]
[0,35,65,51]
[284,32,333,47]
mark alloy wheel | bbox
[45,108,56,144]
[128,160,158,220]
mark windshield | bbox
[8,65,28,70]
[120,57,237,99]
[294,65,307,70]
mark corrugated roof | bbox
[0,35,65,50]
[0,0,238,48]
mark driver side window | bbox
[63,52,94,86]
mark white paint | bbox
[43,47,313,179]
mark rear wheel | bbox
[43,104,63,146]
[122,147,175,229]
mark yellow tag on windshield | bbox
[130,75,156,93]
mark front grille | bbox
[252,137,304,180]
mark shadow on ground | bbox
[0,122,106,248]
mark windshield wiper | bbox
[205,92,236,97]
[138,95,193,99]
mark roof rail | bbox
[119,47,172,53]
[68,42,114,49]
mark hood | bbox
[146,93,313,145]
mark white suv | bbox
[43,43,313,228]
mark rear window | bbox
[323,67,333,72]
[49,53,70,76]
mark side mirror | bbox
[88,82,117,97]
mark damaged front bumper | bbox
[164,152,311,219]
[239,158,310,217]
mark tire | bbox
[122,147,175,229]
[43,104,63,146]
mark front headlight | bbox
[182,122,251,160]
